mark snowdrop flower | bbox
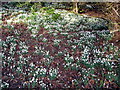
[72,45,76,49]
[1,82,9,88]
[29,77,35,83]
[14,19,21,23]
[7,19,13,24]
[40,68,47,75]
[30,63,34,67]
[49,68,58,77]
[31,34,36,38]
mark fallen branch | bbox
[107,60,119,62]
[110,29,120,33]
[112,7,120,17]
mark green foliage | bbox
[52,13,61,21]
[46,8,55,14]
[40,7,62,21]
[2,2,19,9]
[2,5,120,89]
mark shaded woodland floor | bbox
[1,6,120,89]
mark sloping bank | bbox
[1,8,120,88]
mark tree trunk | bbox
[73,1,78,13]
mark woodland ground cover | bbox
[1,6,120,89]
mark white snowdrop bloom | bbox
[42,38,47,42]
[19,55,23,59]
[31,34,36,37]
[72,45,76,49]
[92,74,96,77]
[10,66,13,69]
[39,80,43,83]
[0,52,4,58]
[17,67,20,70]
[70,56,74,60]
[22,14,28,17]
[109,76,111,79]
[66,62,71,66]
[54,39,61,43]
[29,77,35,83]
[35,68,40,74]
[111,62,115,65]
[44,25,50,29]
[23,45,29,49]
[49,68,58,77]
[28,26,32,30]
[40,82,47,88]
[91,67,94,70]
[13,19,21,23]
[17,14,27,18]
[83,46,89,54]
[111,66,114,68]
[71,18,76,22]
[27,19,32,23]
[7,57,13,60]
[35,78,38,82]
[7,19,13,24]
[18,10,24,13]
[46,51,49,55]
[32,25,39,30]
[64,16,71,21]
[30,62,34,67]
[2,82,9,88]
[31,29,38,33]
[75,57,79,60]
[6,36,13,39]
[8,73,11,76]
[35,46,38,50]
[71,64,74,67]
[21,49,28,53]
[108,62,110,65]
[40,68,47,74]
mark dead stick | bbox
[112,7,120,17]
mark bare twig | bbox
[112,7,120,17]
[110,29,120,33]
[107,60,119,62]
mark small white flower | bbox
[30,63,34,67]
